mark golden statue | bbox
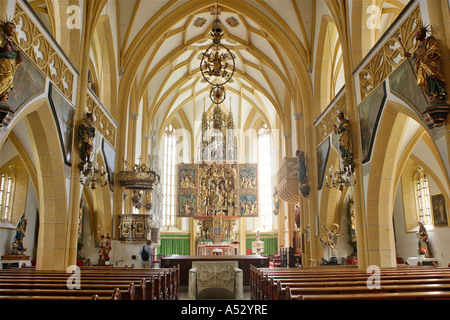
[0,20,22,123]
[78,113,95,164]
[320,223,340,250]
[333,112,353,166]
[319,223,340,265]
[98,232,112,264]
[405,24,447,104]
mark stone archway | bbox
[362,101,430,268]
[25,99,72,270]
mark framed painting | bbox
[102,138,116,192]
[48,84,75,165]
[239,190,258,217]
[358,82,386,163]
[238,164,257,189]
[316,136,330,190]
[432,194,448,227]
[6,49,46,113]
[177,163,196,189]
[390,59,430,117]
[177,190,196,217]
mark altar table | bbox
[161,255,269,286]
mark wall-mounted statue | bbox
[404,24,449,126]
[333,112,353,167]
[296,150,309,198]
[294,203,300,228]
[78,112,95,165]
[0,19,22,124]
[272,188,279,215]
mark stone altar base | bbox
[407,256,439,266]
[188,261,243,300]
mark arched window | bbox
[162,125,176,227]
[0,165,15,222]
[257,124,273,230]
[414,166,432,226]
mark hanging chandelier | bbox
[325,164,356,191]
[79,162,108,190]
[200,10,235,104]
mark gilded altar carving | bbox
[176,162,259,218]
[197,162,238,217]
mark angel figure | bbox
[320,223,340,264]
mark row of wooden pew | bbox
[250,264,450,300]
[0,265,180,300]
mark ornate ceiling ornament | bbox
[200,13,235,93]
[225,16,239,28]
[193,17,207,28]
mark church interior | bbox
[0,0,450,301]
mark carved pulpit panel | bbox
[118,214,151,243]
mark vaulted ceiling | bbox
[113,0,314,135]
[27,0,409,139]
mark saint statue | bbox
[78,112,95,164]
[272,188,279,215]
[403,24,449,126]
[296,150,307,185]
[11,213,27,255]
[296,150,310,197]
[417,221,432,258]
[405,24,447,104]
[98,232,112,263]
[0,20,22,123]
[333,112,353,166]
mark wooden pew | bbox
[285,283,450,299]
[0,266,181,300]
[250,265,450,300]
[289,289,450,300]
[266,272,450,300]
[57,265,180,299]
[274,277,450,300]
[0,285,124,300]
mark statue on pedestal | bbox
[333,113,353,167]
[98,232,112,265]
[0,20,22,126]
[319,223,340,265]
[10,213,27,255]
[404,23,449,126]
[417,221,432,258]
[296,150,309,198]
[272,188,279,215]
[78,112,95,165]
